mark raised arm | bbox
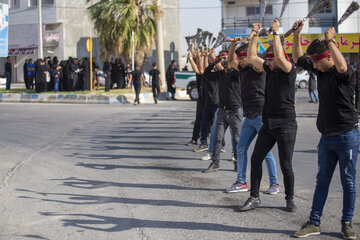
[325,27,347,74]
[228,37,242,71]
[271,19,292,73]
[203,49,210,70]
[292,20,305,64]
[247,23,264,72]
[187,51,201,74]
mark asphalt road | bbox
[0,89,358,240]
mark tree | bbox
[86,0,159,66]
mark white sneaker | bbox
[201,153,211,161]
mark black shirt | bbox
[5,61,11,74]
[218,68,242,111]
[238,65,266,118]
[203,63,220,107]
[297,55,358,136]
[262,62,296,129]
[132,69,143,85]
[149,69,160,85]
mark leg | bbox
[335,129,359,223]
[309,135,338,226]
[274,121,297,201]
[211,109,226,165]
[208,108,219,154]
[237,117,258,184]
[250,126,276,199]
[191,98,203,142]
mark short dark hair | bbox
[235,44,248,54]
[219,50,229,56]
[171,60,176,65]
[307,39,329,55]
[152,62,157,67]
[265,45,273,54]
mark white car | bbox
[295,70,309,89]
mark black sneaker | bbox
[202,163,219,173]
[154,98,158,104]
[185,140,197,146]
[236,197,260,212]
[194,144,209,152]
[286,199,297,212]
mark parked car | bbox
[175,71,198,100]
[295,70,309,89]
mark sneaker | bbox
[202,162,220,173]
[236,197,260,212]
[154,98,158,104]
[266,183,280,195]
[293,221,320,238]
[201,153,211,161]
[221,147,226,153]
[194,144,208,152]
[230,153,236,162]
[225,182,248,193]
[342,222,356,240]
[185,140,197,146]
[286,199,297,212]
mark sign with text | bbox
[0,3,9,57]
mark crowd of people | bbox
[20,56,131,93]
[185,19,360,239]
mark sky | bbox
[180,0,222,56]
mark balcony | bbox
[222,16,277,30]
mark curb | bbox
[0,90,190,104]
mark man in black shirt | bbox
[127,64,145,105]
[201,50,243,173]
[292,21,359,239]
[5,57,12,90]
[149,62,161,104]
[103,57,111,92]
[225,38,279,194]
[238,20,297,212]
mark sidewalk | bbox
[0,90,190,104]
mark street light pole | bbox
[154,0,166,89]
[38,0,43,59]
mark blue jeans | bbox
[236,115,278,185]
[208,108,235,154]
[5,73,11,90]
[310,126,359,226]
[54,79,59,92]
[309,89,319,102]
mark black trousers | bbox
[152,83,160,100]
[250,121,297,200]
[199,104,217,145]
[191,97,204,142]
[134,83,141,103]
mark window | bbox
[308,0,332,14]
[246,6,272,16]
[29,0,55,7]
[228,1,235,4]
[10,0,20,8]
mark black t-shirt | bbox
[297,55,358,136]
[203,63,220,107]
[218,68,242,110]
[149,69,160,85]
[262,62,296,129]
[238,65,266,117]
[132,69,143,85]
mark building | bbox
[0,0,181,83]
[221,0,360,64]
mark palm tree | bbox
[86,0,159,66]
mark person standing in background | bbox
[103,57,111,92]
[23,59,29,89]
[27,59,35,90]
[149,62,161,104]
[5,57,12,90]
[308,71,319,103]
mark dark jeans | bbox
[250,121,297,200]
[5,73,11,90]
[212,108,243,165]
[105,73,111,92]
[28,75,34,89]
[199,104,217,145]
[310,126,359,225]
[152,83,160,100]
[134,83,141,103]
[191,97,204,142]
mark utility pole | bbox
[154,0,166,89]
[38,0,43,59]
